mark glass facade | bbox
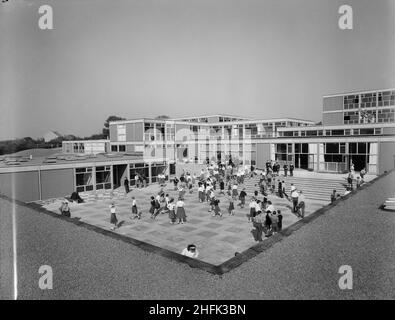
[95,166,111,190]
[75,167,93,192]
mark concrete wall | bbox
[379,141,395,174]
[0,171,40,202]
[323,96,343,112]
[41,168,74,199]
[323,112,343,126]
[256,143,271,169]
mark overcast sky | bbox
[1,0,394,140]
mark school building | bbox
[1,88,394,202]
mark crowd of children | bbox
[108,159,307,245]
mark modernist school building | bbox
[0,88,394,202]
[109,88,395,175]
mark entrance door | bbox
[350,155,367,172]
[113,164,127,189]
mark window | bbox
[358,143,367,154]
[75,167,93,192]
[325,143,339,154]
[119,145,126,152]
[117,124,126,142]
[349,143,357,154]
[111,145,118,152]
[359,128,374,135]
[340,143,346,154]
[96,166,111,190]
[306,130,317,136]
[332,130,344,136]
[276,144,287,153]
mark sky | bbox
[0,0,394,140]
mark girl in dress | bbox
[248,198,257,222]
[109,202,118,230]
[131,197,140,219]
[168,198,176,224]
[176,198,187,224]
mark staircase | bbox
[242,175,349,202]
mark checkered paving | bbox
[35,180,327,265]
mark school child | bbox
[206,185,212,202]
[278,180,283,198]
[176,198,187,224]
[265,210,272,235]
[149,196,156,219]
[168,198,176,224]
[248,199,257,222]
[277,210,283,231]
[219,179,225,195]
[59,200,71,217]
[356,176,361,188]
[173,177,179,191]
[198,184,205,203]
[271,176,276,193]
[188,180,193,194]
[270,211,279,234]
[232,184,238,201]
[109,202,118,230]
[178,187,186,201]
[208,192,216,212]
[228,194,235,216]
[212,198,222,217]
[238,188,247,208]
[131,197,141,219]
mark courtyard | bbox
[34,174,329,266]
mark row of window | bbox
[279,127,381,137]
[344,91,395,110]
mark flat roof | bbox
[111,117,316,126]
[0,152,169,173]
[323,88,395,98]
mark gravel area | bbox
[1,171,394,300]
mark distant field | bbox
[7,148,62,157]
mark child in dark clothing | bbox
[277,210,283,231]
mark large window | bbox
[325,143,339,154]
[129,163,149,185]
[151,162,167,183]
[75,167,93,192]
[96,166,111,190]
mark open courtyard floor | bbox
[35,174,335,266]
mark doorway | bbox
[349,155,366,172]
[295,154,309,169]
[113,164,127,189]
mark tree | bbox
[155,115,170,119]
[102,115,126,137]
